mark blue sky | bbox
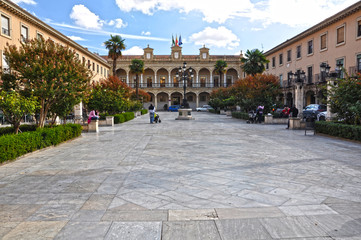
[13,0,359,56]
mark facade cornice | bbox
[1,0,109,66]
[264,1,361,56]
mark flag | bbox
[179,35,183,46]
[172,35,175,47]
[175,35,178,46]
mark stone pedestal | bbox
[106,116,114,126]
[88,119,99,132]
[264,114,273,124]
[226,111,232,116]
[289,117,301,129]
[176,108,194,120]
[74,102,83,123]
[220,110,226,115]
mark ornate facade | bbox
[108,45,244,110]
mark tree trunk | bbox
[112,57,116,77]
[14,122,20,134]
[135,74,139,100]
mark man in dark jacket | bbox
[148,104,155,123]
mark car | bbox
[317,111,327,121]
[196,105,214,112]
[303,104,327,119]
[168,105,180,112]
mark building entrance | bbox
[172,97,180,105]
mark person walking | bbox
[256,105,264,123]
[148,104,155,124]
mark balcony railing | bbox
[127,83,231,88]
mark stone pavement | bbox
[0,112,361,239]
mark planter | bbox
[88,119,99,132]
[176,108,195,120]
[289,117,301,129]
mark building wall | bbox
[264,2,361,109]
[0,0,109,83]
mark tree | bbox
[4,38,91,128]
[85,76,131,114]
[104,35,126,77]
[0,90,38,134]
[232,74,281,112]
[241,49,269,76]
[214,60,227,87]
[328,72,361,125]
[129,59,144,100]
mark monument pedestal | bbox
[176,109,195,120]
[289,117,301,129]
[88,119,99,132]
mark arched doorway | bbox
[143,68,155,88]
[186,92,197,109]
[115,68,127,82]
[170,92,182,106]
[198,68,210,87]
[226,68,238,87]
[157,92,169,110]
[305,90,316,105]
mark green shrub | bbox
[315,121,361,141]
[209,109,220,114]
[141,109,148,115]
[0,124,37,136]
[232,111,249,120]
[0,124,82,163]
[123,112,134,121]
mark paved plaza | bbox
[0,112,361,239]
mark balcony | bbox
[127,83,224,88]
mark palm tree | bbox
[241,49,269,76]
[129,59,144,100]
[214,60,227,87]
[104,35,126,77]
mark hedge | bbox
[0,124,82,163]
[315,121,361,141]
[0,124,37,136]
[113,112,134,124]
[141,109,148,115]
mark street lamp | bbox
[335,62,343,78]
[320,63,331,81]
[290,69,306,84]
[176,62,194,108]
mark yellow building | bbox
[264,1,361,109]
[0,0,110,83]
[110,45,244,110]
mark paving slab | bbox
[0,112,361,239]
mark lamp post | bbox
[176,62,194,109]
[320,63,331,82]
[289,69,306,116]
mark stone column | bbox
[210,72,213,87]
[294,83,304,117]
[154,93,158,110]
[196,93,199,108]
[126,72,129,85]
[326,76,336,121]
[140,73,143,86]
[224,74,227,87]
[74,102,83,124]
[169,73,172,87]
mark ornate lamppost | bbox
[289,69,306,115]
[175,62,195,120]
[176,62,194,109]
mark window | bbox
[146,53,151,59]
[101,66,103,74]
[358,19,361,38]
[320,33,327,50]
[226,76,232,87]
[1,15,10,36]
[287,72,293,86]
[93,63,95,71]
[296,45,301,59]
[357,54,361,73]
[307,66,313,84]
[187,95,193,102]
[307,40,313,55]
[37,32,43,40]
[279,53,283,65]
[279,74,283,87]
[272,57,275,68]
[97,64,99,73]
[160,96,166,102]
[266,62,269,70]
[88,60,90,69]
[200,95,206,102]
[287,50,291,62]
[160,76,166,87]
[200,76,206,87]
[21,25,28,42]
[336,25,345,45]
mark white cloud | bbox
[114,19,127,28]
[70,4,103,30]
[114,0,359,26]
[189,26,239,49]
[12,0,36,5]
[141,31,151,36]
[68,36,86,41]
[122,46,144,55]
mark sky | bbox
[12,0,360,56]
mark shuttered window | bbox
[320,34,327,50]
[1,15,10,36]
[337,26,345,44]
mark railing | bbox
[127,83,229,88]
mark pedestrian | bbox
[256,105,264,123]
[287,106,299,129]
[148,104,155,124]
[88,110,99,124]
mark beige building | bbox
[109,45,244,110]
[0,0,110,83]
[264,1,361,109]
